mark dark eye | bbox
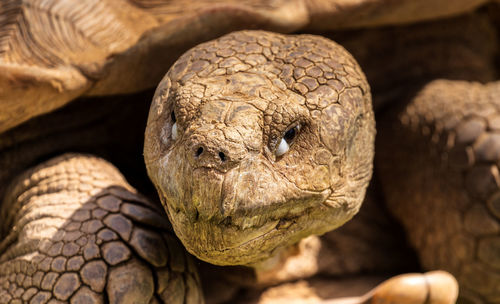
[284,127,297,143]
[276,124,301,157]
[171,111,179,140]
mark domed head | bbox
[144,31,375,266]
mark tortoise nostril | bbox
[192,146,228,163]
[219,152,226,162]
[195,147,204,158]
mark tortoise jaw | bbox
[162,190,351,266]
[159,168,342,265]
[152,144,357,265]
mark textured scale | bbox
[145,30,376,266]
[377,81,500,303]
[0,154,202,303]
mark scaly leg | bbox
[0,154,202,303]
[377,80,500,303]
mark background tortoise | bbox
[1,0,500,303]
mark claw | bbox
[325,271,458,304]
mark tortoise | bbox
[0,0,500,303]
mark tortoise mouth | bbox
[150,147,359,265]
[159,184,352,266]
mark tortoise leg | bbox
[0,154,202,304]
[377,80,500,303]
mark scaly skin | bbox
[144,30,375,266]
[0,154,202,303]
[377,81,500,303]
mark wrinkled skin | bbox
[144,31,375,265]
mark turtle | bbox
[0,0,500,303]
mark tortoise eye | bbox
[171,111,179,140]
[276,125,301,157]
[284,126,298,143]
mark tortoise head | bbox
[144,30,375,266]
